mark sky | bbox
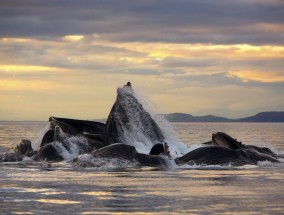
[0,0,284,120]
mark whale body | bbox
[92,143,166,167]
[174,132,280,166]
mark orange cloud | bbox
[227,70,284,83]
[0,79,61,91]
[98,40,284,61]
[0,65,67,73]
[63,35,84,42]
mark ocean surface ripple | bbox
[0,122,284,214]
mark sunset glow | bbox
[0,0,283,120]
[63,35,85,42]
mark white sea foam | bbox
[22,156,34,162]
[78,153,93,163]
[52,137,81,161]
[257,160,284,168]
[77,154,139,169]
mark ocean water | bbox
[0,121,284,214]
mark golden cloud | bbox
[63,35,84,42]
[98,40,284,60]
[227,70,284,83]
[0,79,63,91]
[0,65,67,73]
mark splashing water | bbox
[108,86,160,153]
[151,114,190,157]
[77,154,140,169]
[119,87,189,158]
[31,124,50,151]
[30,124,89,161]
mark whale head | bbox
[212,132,244,150]
[105,82,165,146]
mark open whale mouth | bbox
[212,132,244,150]
[212,133,231,148]
[212,134,227,148]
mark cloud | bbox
[0,1,284,119]
[0,65,67,73]
[0,0,283,44]
[228,70,284,83]
[1,36,284,83]
[63,35,84,42]
[161,58,218,68]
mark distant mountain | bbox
[164,113,230,122]
[236,111,284,122]
[164,111,284,122]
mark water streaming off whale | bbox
[105,84,189,157]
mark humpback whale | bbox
[92,143,166,167]
[49,116,106,149]
[174,132,280,166]
[0,82,282,167]
[174,146,279,166]
[105,82,164,145]
[212,132,277,156]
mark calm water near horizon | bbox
[0,122,284,214]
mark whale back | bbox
[175,145,279,166]
[93,143,166,167]
[48,116,106,150]
[93,143,138,161]
[49,116,105,135]
[174,146,250,166]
